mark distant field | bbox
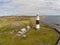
[0,16,59,45]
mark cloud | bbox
[0,0,60,16]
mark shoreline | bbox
[44,23,60,45]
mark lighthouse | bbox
[36,15,40,30]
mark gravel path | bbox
[57,40,60,45]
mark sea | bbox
[41,16,60,32]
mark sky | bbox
[0,0,60,16]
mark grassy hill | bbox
[0,16,59,45]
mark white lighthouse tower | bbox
[36,15,40,30]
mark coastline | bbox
[43,23,60,45]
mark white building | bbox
[36,15,40,30]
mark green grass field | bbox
[0,16,59,45]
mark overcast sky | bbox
[0,0,60,16]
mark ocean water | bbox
[41,16,60,24]
[41,16,60,32]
